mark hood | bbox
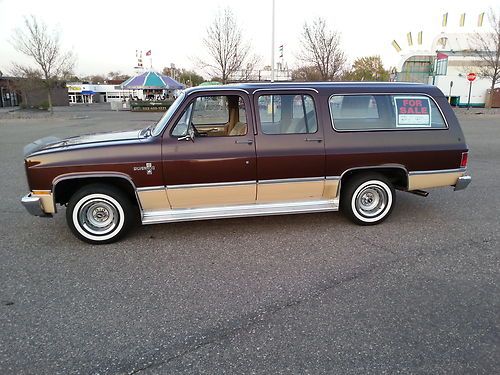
[24,129,142,157]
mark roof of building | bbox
[121,71,184,90]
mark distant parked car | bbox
[21,82,470,244]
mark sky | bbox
[0,0,497,78]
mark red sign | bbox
[467,72,476,82]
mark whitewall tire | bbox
[66,184,134,244]
[341,173,395,225]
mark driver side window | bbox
[171,95,248,137]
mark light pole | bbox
[448,81,453,104]
[271,0,275,82]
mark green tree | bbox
[291,65,323,81]
[345,56,389,81]
[178,70,204,86]
[162,67,204,86]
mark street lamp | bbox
[271,0,275,82]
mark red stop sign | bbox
[467,72,477,82]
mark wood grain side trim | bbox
[167,184,256,209]
[137,189,171,212]
[256,180,325,203]
[408,169,466,190]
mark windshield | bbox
[151,92,186,136]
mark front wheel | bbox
[66,184,134,244]
[340,173,395,225]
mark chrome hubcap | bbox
[79,199,118,235]
[355,185,387,218]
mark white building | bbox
[67,83,134,104]
[394,13,494,107]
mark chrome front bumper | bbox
[21,193,52,217]
[454,175,472,191]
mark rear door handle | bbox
[304,138,323,143]
[235,139,253,145]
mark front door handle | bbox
[235,139,253,145]
[304,138,323,143]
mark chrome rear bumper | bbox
[454,175,471,191]
[21,193,52,217]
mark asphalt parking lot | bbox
[0,105,498,374]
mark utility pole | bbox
[271,0,275,82]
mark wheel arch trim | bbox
[52,172,143,214]
[330,164,409,198]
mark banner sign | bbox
[67,85,82,92]
[394,96,431,127]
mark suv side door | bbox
[161,90,256,209]
[253,90,326,203]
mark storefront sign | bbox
[394,96,431,127]
[67,85,82,92]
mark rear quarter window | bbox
[329,94,447,131]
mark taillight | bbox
[460,152,468,168]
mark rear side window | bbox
[329,94,447,131]
[258,94,318,134]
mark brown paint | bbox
[23,83,468,205]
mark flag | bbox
[459,13,465,27]
[418,31,423,45]
[436,53,448,75]
[146,50,152,56]
[279,45,283,58]
[437,52,448,60]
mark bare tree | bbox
[298,17,346,81]
[10,16,75,111]
[470,8,500,90]
[200,8,252,84]
[240,54,261,81]
[107,71,131,81]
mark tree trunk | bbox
[47,88,53,114]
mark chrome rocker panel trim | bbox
[142,199,339,225]
[21,193,52,217]
[454,175,471,191]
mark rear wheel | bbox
[66,184,134,244]
[340,173,395,225]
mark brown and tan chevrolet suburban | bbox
[21,82,471,244]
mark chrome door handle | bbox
[235,139,253,145]
[304,138,323,142]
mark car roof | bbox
[184,82,443,96]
